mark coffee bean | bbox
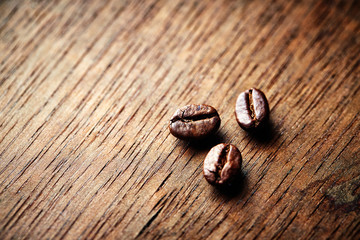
[169,104,221,140]
[203,143,242,186]
[235,88,269,130]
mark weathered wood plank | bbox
[0,0,359,239]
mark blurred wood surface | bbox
[0,0,359,239]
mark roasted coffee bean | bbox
[203,143,242,186]
[169,104,220,140]
[235,88,269,130]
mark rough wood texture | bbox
[0,0,359,239]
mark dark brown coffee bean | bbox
[235,88,269,130]
[203,143,242,186]
[169,104,220,140]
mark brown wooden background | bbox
[0,0,359,239]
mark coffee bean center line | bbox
[171,112,219,123]
[248,89,256,120]
[215,145,230,181]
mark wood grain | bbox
[0,0,359,239]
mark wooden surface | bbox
[0,0,359,239]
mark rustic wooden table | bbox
[0,0,359,239]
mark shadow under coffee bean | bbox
[213,171,248,199]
